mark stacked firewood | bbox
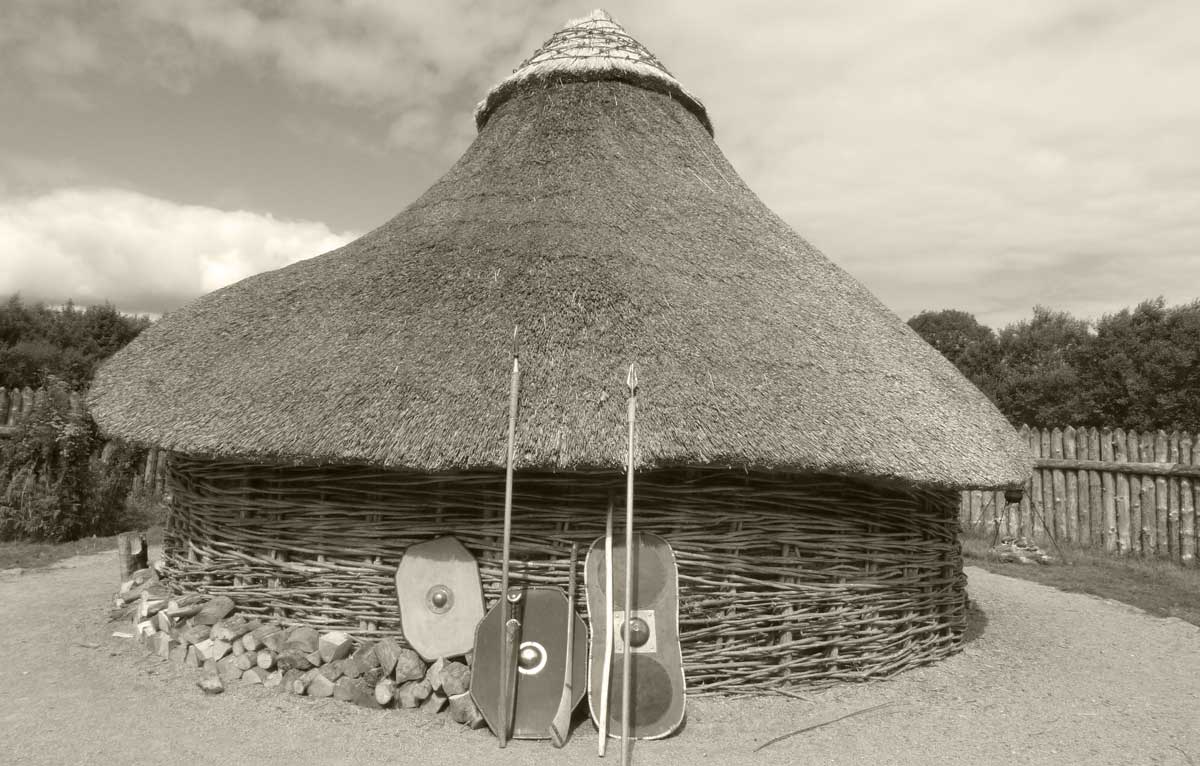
[111,572,484,727]
[993,536,1054,564]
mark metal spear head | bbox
[626,362,638,392]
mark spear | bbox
[497,326,521,747]
[620,363,638,766]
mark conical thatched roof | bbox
[90,10,1031,490]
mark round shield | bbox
[395,537,485,660]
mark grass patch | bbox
[962,530,1200,628]
[0,527,163,571]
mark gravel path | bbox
[2,553,1197,765]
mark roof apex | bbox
[474,8,712,134]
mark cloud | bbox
[3,1,1198,329]
[0,188,356,315]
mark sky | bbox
[1,0,1197,329]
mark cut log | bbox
[333,676,359,702]
[164,595,206,620]
[424,657,446,693]
[374,677,397,707]
[139,592,169,619]
[216,656,243,683]
[262,670,284,690]
[168,643,188,664]
[197,660,224,695]
[231,640,246,657]
[281,668,308,695]
[184,645,202,668]
[135,620,156,640]
[209,639,232,661]
[242,667,270,685]
[211,615,259,642]
[193,639,216,661]
[305,650,323,668]
[261,629,288,653]
[420,690,448,715]
[352,681,383,709]
[320,660,346,682]
[245,624,280,652]
[393,648,425,683]
[319,631,355,664]
[192,596,236,626]
[346,641,379,677]
[342,657,363,679]
[396,679,432,709]
[373,637,403,676]
[233,653,255,672]
[283,626,319,654]
[361,667,385,687]
[154,611,173,634]
[256,650,277,671]
[179,625,211,646]
[151,632,176,659]
[440,661,471,697]
[307,672,335,698]
[276,650,313,672]
[447,692,486,729]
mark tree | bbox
[1073,298,1200,431]
[0,294,152,389]
[907,309,1002,399]
[991,306,1091,427]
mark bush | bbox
[0,377,146,541]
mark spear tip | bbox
[626,362,638,391]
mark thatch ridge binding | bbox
[475,9,712,134]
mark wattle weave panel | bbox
[163,455,967,693]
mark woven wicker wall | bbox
[163,455,966,693]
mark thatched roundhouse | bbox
[91,11,1030,692]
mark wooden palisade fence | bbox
[0,385,169,501]
[961,426,1198,565]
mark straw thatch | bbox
[89,9,1030,491]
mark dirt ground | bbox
[2,553,1198,766]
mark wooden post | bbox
[1114,429,1129,554]
[1182,433,1196,566]
[155,449,169,502]
[1101,429,1116,553]
[1032,427,1041,547]
[1187,432,1199,566]
[22,386,36,419]
[1073,427,1090,546]
[1136,430,1153,554]
[1128,431,1144,555]
[6,388,21,426]
[1087,428,1103,547]
[117,531,149,581]
[0,388,8,427]
[1156,430,1170,559]
[1039,429,1053,541]
[1050,428,1067,542]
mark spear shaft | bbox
[497,327,520,747]
[620,363,638,766]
